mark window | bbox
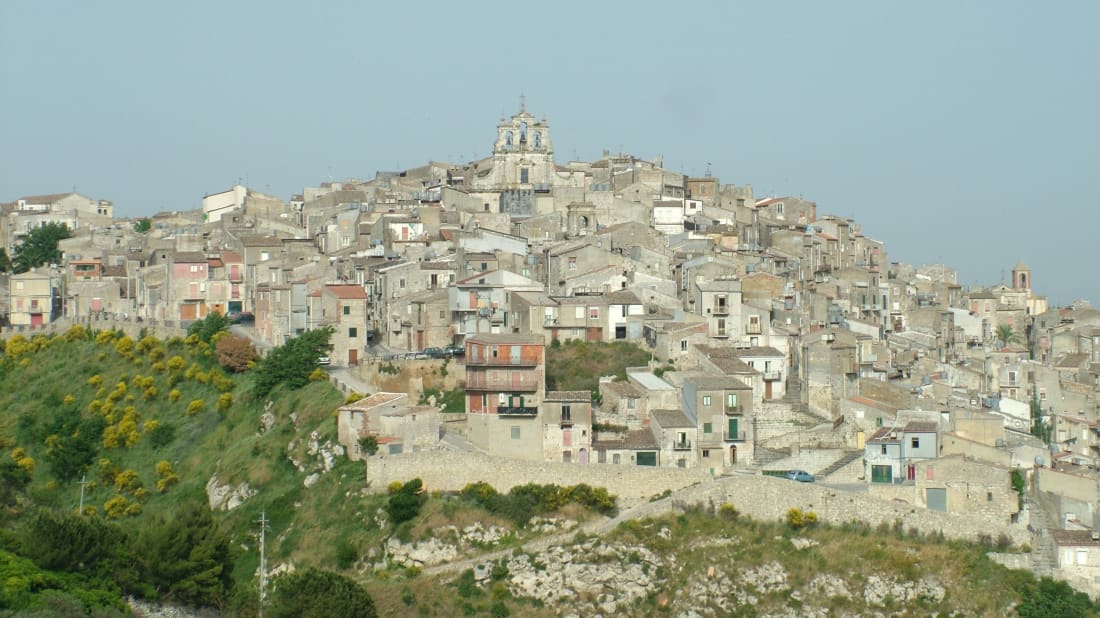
[511,426,521,440]
[343,305,350,315]
[881,445,887,455]
[260,251,270,261]
[190,265,200,273]
[439,310,446,319]
[727,393,738,408]
[399,278,406,289]
[575,306,584,319]
[681,340,688,351]
[589,307,599,320]
[703,423,712,434]
[14,281,23,291]
[702,449,710,457]
[1040,389,1047,401]
[480,262,487,271]
[568,257,577,270]
[703,396,712,406]
[612,453,621,464]
[562,405,571,422]
[987,492,993,502]
[520,168,529,184]
[626,398,636,409]
[349,327,357,338]
[911,437,920,449]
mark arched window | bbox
[534,131,542,148]
[505,131,513,147]
[519,121,528,142]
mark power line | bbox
[256,511,270,617]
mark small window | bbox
[349,327,357,338]
[911,437,920,449]
[702,449,710,457]
[439,310,446,319]
[703,422,712,434]
[343,305,350,315]
[399,278,406,289]
[612,453,621,464]
[727,393,738,408]
[511,426,521,440]
[680,340,688,351]
[881,445,887,455]
[562,405,571,422]
[568,257,577,270]
[703,395,712,406]
[589,307,600,320]
[520,168,529,184]
[987,492,993,502]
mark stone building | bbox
[464,333,547,460]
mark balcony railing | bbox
[725,406,743,416]
[497,406,538,417]
[763,371,782,381]
[745,323,762,335]
[466,357,539,368]
[672,440,693,451]
[464,374,540,391]
[712,305,729,315]
[724,431,748,442]
[543,317,559,327]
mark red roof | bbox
[325,284,367,299]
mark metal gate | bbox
[926,488,947,512]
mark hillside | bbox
[0,326,1096,617]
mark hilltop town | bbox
[3,105,1100,601]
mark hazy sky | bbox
[3,2,1097,305]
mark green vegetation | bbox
[386,479,427,525]
[187,310,230,344]
[12,221,71,273]
[253,327,334,397]
[459,481,617,526]
[132,218,152,233]
[268,568,377,618]
[996,324,1021,349]
[0,247,11,273]
[545,339,652,397]
[419,387,465,413]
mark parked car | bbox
[786,470,815,483]
[317,355,331,366]
[444,345,465,357]
[405,351,429,360]
[423,347,449,359]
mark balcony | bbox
[497,406,538,417]
[466,356,539,368]
[560,416,574,428]
[763,371,782,381]
[724,431,748,442]
[745,323,762,335]
[543,317,559,327]
[465,374,540,392]
[725,406,743,416]
[672,440,693,451]
[712,304,729,316]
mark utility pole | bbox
[257,511,270,617]
[77,473,89,514]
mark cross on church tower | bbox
[519,93,525,113]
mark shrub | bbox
[719,502,740,520]
[386,479,426,525]
[358,435,379,456]
[216,393,233,413]
[215,335,256,373]
[186,399,205,416]
[786,508,818,530]
[147,421,175,448]
[168,389,181,402]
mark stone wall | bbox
[367,450,711,505]
[367,451,1029,545]
[0,316,187,341]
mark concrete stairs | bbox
[1026,491,1059,579]
[817,449,864,479]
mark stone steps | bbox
[818,450,864,479]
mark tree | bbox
[187,311,229,343]
[132,218,152,233]
[215,335,256,372]
[1017,576,1098,617]
[12,222,71,273]
[995,324,1020,349]
[136,498,235,608]
[253,327,333,397]
[268,568,377,618]
[0,247,11,273]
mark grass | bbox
[545,339,653,393]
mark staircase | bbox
[818,449,864,479]
[1026,492,1059,578]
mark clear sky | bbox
[2,1,1097,305]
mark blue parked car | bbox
[786,470,815,483]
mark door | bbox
[728,418,739,441]
[907,464,916,481]
[586,327,602,341]
[765,380,773,399]
[729,445,737,465]
[636,452,657,467]
[348,349,358,366]
[871,465,892,483]
[926,488,947,512]
[30,313,43,327]
[579,448,588,464]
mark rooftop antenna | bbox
[519,93,526,112]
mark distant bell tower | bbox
[479,97,555,190]
[1012,260,1031,291]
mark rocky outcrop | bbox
[205,475,255,511]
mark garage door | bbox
[636,451,657,467]
[926,488,947,512]
[871,465,892,484]
[180,303,198,320]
